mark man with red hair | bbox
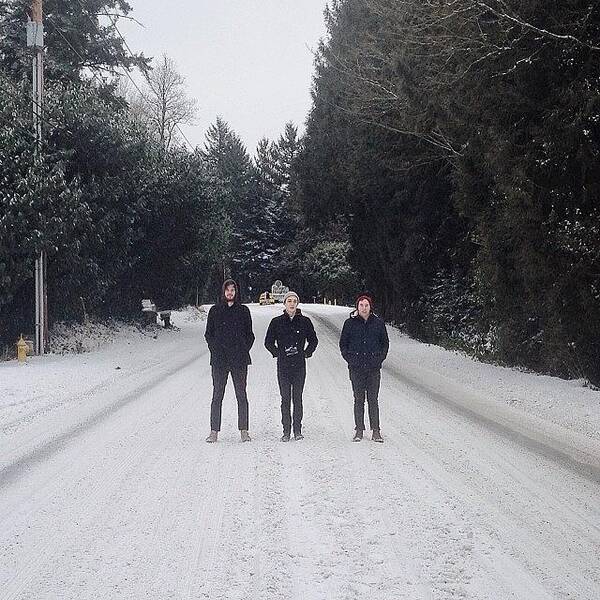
[339,293,389,442]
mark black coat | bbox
[205,301,255,367]
[264,309,318,370]
[339,312,389,370]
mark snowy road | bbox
[1,304,600,599]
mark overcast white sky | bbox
[119,0,329,154]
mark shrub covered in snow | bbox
[48,320,149,355]
[177,306,207,323]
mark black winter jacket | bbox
[339,312,389,370]
[264,309,318,369]
[205,280,255,368]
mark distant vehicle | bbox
[259,291,275,305]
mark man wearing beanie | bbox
[339,293,389,442]
[265,291,318,441]
[204,279,255,443]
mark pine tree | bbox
[0,0,149,83]
[202,117,256,297]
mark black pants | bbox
[210,365,249,431]
[349,367,381,431]
[278,363,306,435]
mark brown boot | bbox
[206,430,218,443]
[352,429,363,442]
[372,429,384,443]
[240,430,251,442]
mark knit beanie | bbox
[283,291,300,303]
[355,293,373,309]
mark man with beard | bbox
[205,279,255,443]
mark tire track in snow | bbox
[306,310,600,484]
[375,360,600,596]
[0,351,205,489]
[307,309,600,599]
[306,328,469,599]
[372,373,600,598]
[73,383,205,599]
[0,376,199,600]
[180,445,235,600]
[238,349,296,600]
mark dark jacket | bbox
[339,311,389,370]
[205,279,255,368]
[264,309,318,369]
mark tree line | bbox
[294,0,600,384]
[0,0,353,352]
[2,0,599,385]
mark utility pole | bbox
[27,0,47,355]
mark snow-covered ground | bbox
[1,304,599,599]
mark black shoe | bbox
[294,433,304,441]
[352,430,363,442]
[281,433,290,442]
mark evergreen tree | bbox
[0,2,232,349]
[202,117,255,297]
[296,0,600,382]
[0,76,85,343]
[0,0,149,84]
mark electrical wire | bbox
[73,0,196,151]
[45,19,121,94]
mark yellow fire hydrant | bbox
[17,334,28,364]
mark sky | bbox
[119,0,330,154]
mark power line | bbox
[91,1,194,142]
[73,0,196,151]
[45,19,123,96]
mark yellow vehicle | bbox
[259,291,275,305]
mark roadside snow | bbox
[307,305,600,443]
[0,307,206,436]
[2,303,598,447]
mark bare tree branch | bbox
[135,54,197,150]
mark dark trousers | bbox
[349,367,381,431]
[210,365,249,431]
[278,363,306,435]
